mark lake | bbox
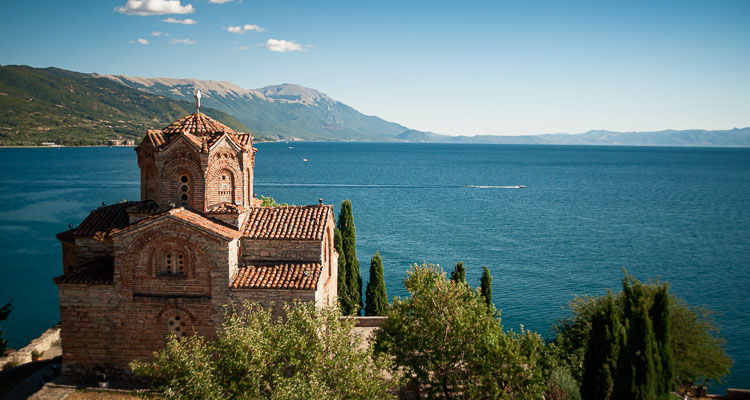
[0,143,748,389]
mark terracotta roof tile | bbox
[230,263,321,290]
[53,257,114,285]
[206,202,248,215]
[56,229,75,244]
[73,202,134,237]
[143,113,254,152]
[243,205,331,240]
[111,207,241,240]
[162,112,236,136]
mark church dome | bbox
[161,112,237,136]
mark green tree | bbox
[0,300,12,354]
[259,195,288,207]
[334,227,349,313]
[450,261,466,283]
[581,294,621,400]
[337,200,362,315]
[131,301,400,399]
[480,266,492,308]
[616,277,657,400]
[650,284,674,399]
[365,251,388,316]
[375,263,546,399]
[555,272,731,394]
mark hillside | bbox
[104,75,407,141]
[0,65,253,146]
[397,127,750,147]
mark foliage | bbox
[555,273,732,393]
[0,65,257,146]
[651,285,674,399]
[334,227,349,312]
[614,275,658,400]
[450,261,466,283]
[0,300,12,354]
[480,265,492,308]
[581,295,621,400]
[670,297,732,390]
[259,195,288,207]
[375,263,546,399]
[131,301,400,400]
[365,251,388,316]
[546,366,582,400]
[337,199,362,316]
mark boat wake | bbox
[467,185,526,189]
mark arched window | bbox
[161,251,186,276]
[218,170,233,203]
[179,175,190,207]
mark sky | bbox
[1,0,749,136]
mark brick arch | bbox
[119,223,220,292]
[161,159,205,210]
[145,236,202,278]
[157,304,196,339]
[206,159,242,206]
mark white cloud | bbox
[137,38,149,44]
[151,31,168,36]
[116,0,194,16]
[261,39,304,53]
[171,38,196,44]
[163,17,197,24]
[209,0,233,3]
[227,24,264,34]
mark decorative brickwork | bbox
[54,110,337,376]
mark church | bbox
[53,97,338,375]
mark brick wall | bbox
[57,285,116,375]
[74,237,113,265]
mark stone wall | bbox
[229,288,316,315]
[241,239,321,262]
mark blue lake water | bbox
[0,143,748,389]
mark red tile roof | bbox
[162,112,236,136]
[206,202,248,215]
[144,112,254,152]
[73,201,142,237]
[56,229,75,244]
[243,205,332,240]
[53,257,114,285]
[230,263,321,290]
[111,207,241,240]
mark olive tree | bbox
[375,263,546,399]
[132,301,401,399]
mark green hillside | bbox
[0,65,255,146]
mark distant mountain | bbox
[2,65,748,147]
[396,128,750,147]
[0,65,250,146]
[103,75,407,141]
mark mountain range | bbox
[1,64,749,147]
[102,74,407,141]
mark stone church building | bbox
[53,110,338,375]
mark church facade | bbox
[54,110,337,375]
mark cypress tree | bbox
[650,284,674,399]
[615,275,657,400]
[337,200,362,315]
[365,251,388,316]
[334,227,350,313]
[450,261,466,283]
[581,295,621,400]
[480,266,492,308]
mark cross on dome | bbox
[194,89,201,112]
